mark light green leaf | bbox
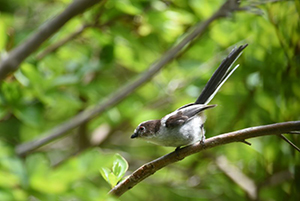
[112,153,128,180]
[108,172,119,187]
[100,167,119,188]
[0,20,7,50]
[100,154,128,188]
[115,0,142,15]
[99,167,111,185]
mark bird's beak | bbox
[131,133,138,139]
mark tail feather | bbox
[195,44,248,104]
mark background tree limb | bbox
[0,0,102,80]
[15,0,242,157]
[109,121,300,197]
[216,156,257,200]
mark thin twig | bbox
[0,0,102,80]
[109,121,300,197]
[279,134,300,153]
[36,14,130,60]
[15,0,242,157]
[241,140,252,145]
[36,24,91,60]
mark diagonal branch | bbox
[109,121,300,197]
[0,0,102,80]
[15,0,243,157]
[279,134,300,152]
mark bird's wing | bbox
[165,111,188,128]
[179,104,216,119]
[165,104,216,128]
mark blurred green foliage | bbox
[0,0,299,200]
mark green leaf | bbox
[108,172,119,187]
[100,167,119,188]
[1,81,22,105]
[112,153,128,180]
[114,0,142,15]
[99,154,128,188]
[13,105,42,127]
[0,20,7,50]
[100,44,115,64]
[99,167,111,185]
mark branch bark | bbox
[16,0,242,157]
[0,0,102,80]
[109,121,300,197]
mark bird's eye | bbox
[139,126,145,131]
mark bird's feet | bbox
[200,138,205,145]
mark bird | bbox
[131,44,248,149]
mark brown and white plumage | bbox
[131,44,248,148]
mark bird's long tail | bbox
[195,44,248,105]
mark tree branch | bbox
[109,121,300,197]
[0,0,102,80]
[15,0,242,157]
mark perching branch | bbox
[109,121,300,197]
[0,0,102,80]
[16,0,243,157]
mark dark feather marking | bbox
[140,120,161,136]
[165,111,188,128]
[154,119,161,133]
[195,44,248,104]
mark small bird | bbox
[131,44,248,149]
